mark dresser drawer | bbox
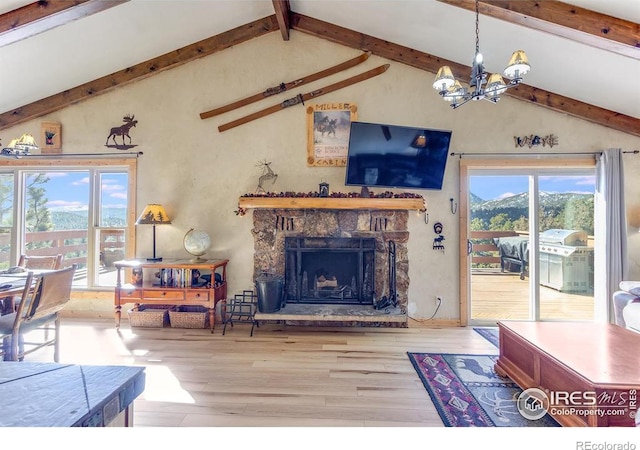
[119,288,142,301]
[186,290,210,302]
[142,289,185,301]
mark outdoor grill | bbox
[539,229,594,293]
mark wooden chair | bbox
[0,254,64,315]
[18,254,64,270]
[0,265,77,362]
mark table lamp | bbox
[136,204,171,261]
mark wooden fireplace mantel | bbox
[237,196,426,211]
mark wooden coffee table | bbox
[495,321,640,427]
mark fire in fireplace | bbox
[284,237,375,305]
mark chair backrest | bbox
[18,265,76,323]
[18,254,63,271]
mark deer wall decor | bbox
[256,160,278,194]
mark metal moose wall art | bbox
[105,114,138,149]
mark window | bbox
[0,158,136,289]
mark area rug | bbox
[408,352,559,427]
[473,327,499,348]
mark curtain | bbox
[594,148,627,323]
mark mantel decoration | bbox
[432,0,530,109]
[255,160,278,194]
[319,180,329,197]
[40,121,62,153]
[234,190,425,216]
[306,103,357,167]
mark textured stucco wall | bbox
[3,31,640,321]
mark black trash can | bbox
[255,273,284,313]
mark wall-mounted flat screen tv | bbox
[344,121,452,190]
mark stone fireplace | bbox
[250,208,411,314]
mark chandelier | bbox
[432,0,530,109]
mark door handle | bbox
[467,240,473,255]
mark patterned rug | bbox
[473,327,499,348]
[408,352,560,427]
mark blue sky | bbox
[33,171,128,210]
[470,174,596,201]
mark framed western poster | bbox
[306,103,357,167]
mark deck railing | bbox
[0,229,125,268]
[470,230,520,267]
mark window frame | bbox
[0,156,137,290]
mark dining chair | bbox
[18,254,64,270]
[0,264,77,362]
[0,254,64,315]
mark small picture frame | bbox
[40,121,62,153]
[306,103,357,167]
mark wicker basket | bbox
[127,305,170,327]
[169,306,209,329]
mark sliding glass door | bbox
[460,159,596,326]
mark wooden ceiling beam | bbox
[290,12,640,137]
[438,0,640,60]
[0,0,130,47]
[272,0,291,41]
[0,15,279,131]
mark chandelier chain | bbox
[475,0,480,55]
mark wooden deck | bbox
[470,269,594,322]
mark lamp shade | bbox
[503,50,530,80]
[485,73,507,98]
[432,66,455,91]
[8,133,38,150]
[136,204,171,225]
[443,81,464,102]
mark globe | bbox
[183,229,211,262]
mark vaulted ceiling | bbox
[1,0,639,136]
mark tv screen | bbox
[345,121,452,190]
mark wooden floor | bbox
[471,270,594,322]
[24,317,499,427]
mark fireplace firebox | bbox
[285,237,375,305]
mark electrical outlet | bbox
[436,296,443,304]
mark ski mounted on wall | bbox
[218,64,390,132]
[200,52,371,120]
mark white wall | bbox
[3,32,640,320]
